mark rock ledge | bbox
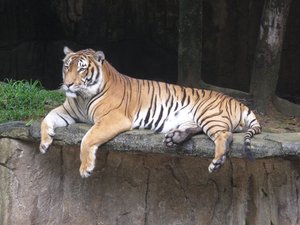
[1,121,300,159]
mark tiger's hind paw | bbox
[163,130,186,147]
[208,155,226,173]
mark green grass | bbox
[0,79,65,123]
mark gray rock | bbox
[1,122,300,225]
[1,122,300,158]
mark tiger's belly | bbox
[132,108,196,133]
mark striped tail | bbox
[243,111,262,160]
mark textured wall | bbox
[1,138,300,225]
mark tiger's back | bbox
[92,62,252,135]
[40,47,261,177]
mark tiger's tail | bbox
[243,110,262,161]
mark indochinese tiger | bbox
[40,47,262,178]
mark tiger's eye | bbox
[78,68,86,73]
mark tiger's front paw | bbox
[40,122,55,154]
[39,142,50,154]
[39,132,54,154]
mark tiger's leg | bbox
[40,105,76,153]
[79,113,132,178]
[164,124,202,147]
[208,130,233,173]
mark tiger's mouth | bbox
[61,84,79,98]
[65,90,77,98]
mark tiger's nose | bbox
[65,82,74,88]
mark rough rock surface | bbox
[0,122,300,225]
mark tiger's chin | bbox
[65,91,77,98]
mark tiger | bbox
[40,46,262,178]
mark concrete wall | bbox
[0,122,300,225]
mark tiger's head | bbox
[62,46,105,98]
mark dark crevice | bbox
[0,162,13,171]
[143,157,150,225]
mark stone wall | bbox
[0,122,300,225]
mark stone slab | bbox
[0,121,300,159]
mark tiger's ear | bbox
[95,51,105,62]
[63,46,73,55]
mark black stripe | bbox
[87,86,108,113]
[147,80,150,94]
[91,78,127,119]
[196,89,200,100]
[124,77,132,117]
[225,101,230,117]
[62,105,78,122]
[201,89,205,97]
[144,91,155,125]
[228,98,234,116]
[247,107,251,116]
[166,96,174,118]
[165,87,171,106]
[196,98,223,123]
[144,111,151,127]
[92,67,100,84]
[249,119,257,127]
[145,120,154,129]
[57,113,69,126]
[194,92,219,117]
[157,82,161,98]
[181,95,191,110]
[201,119,228,131]
[152,96,157,117]
[206,125,227,137]
[165,83,171,106]
[172,85,177,96]
[174,102,179,111]
[134,107,141,123]
[233,106,243,131]
[154,105,164,129]
[181,88,186,105]
[136,119,143,128]
[73,99,86,118]
[222,115,233,130]
[189,91,201,114]
[66,99,79,119]
[254,126,261,133]
[156,122,165,133]
[199,110,224,127]
[187,95,191,105]
[192,100,205,119]
[248,129,255,136]
[137,79,142,104]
